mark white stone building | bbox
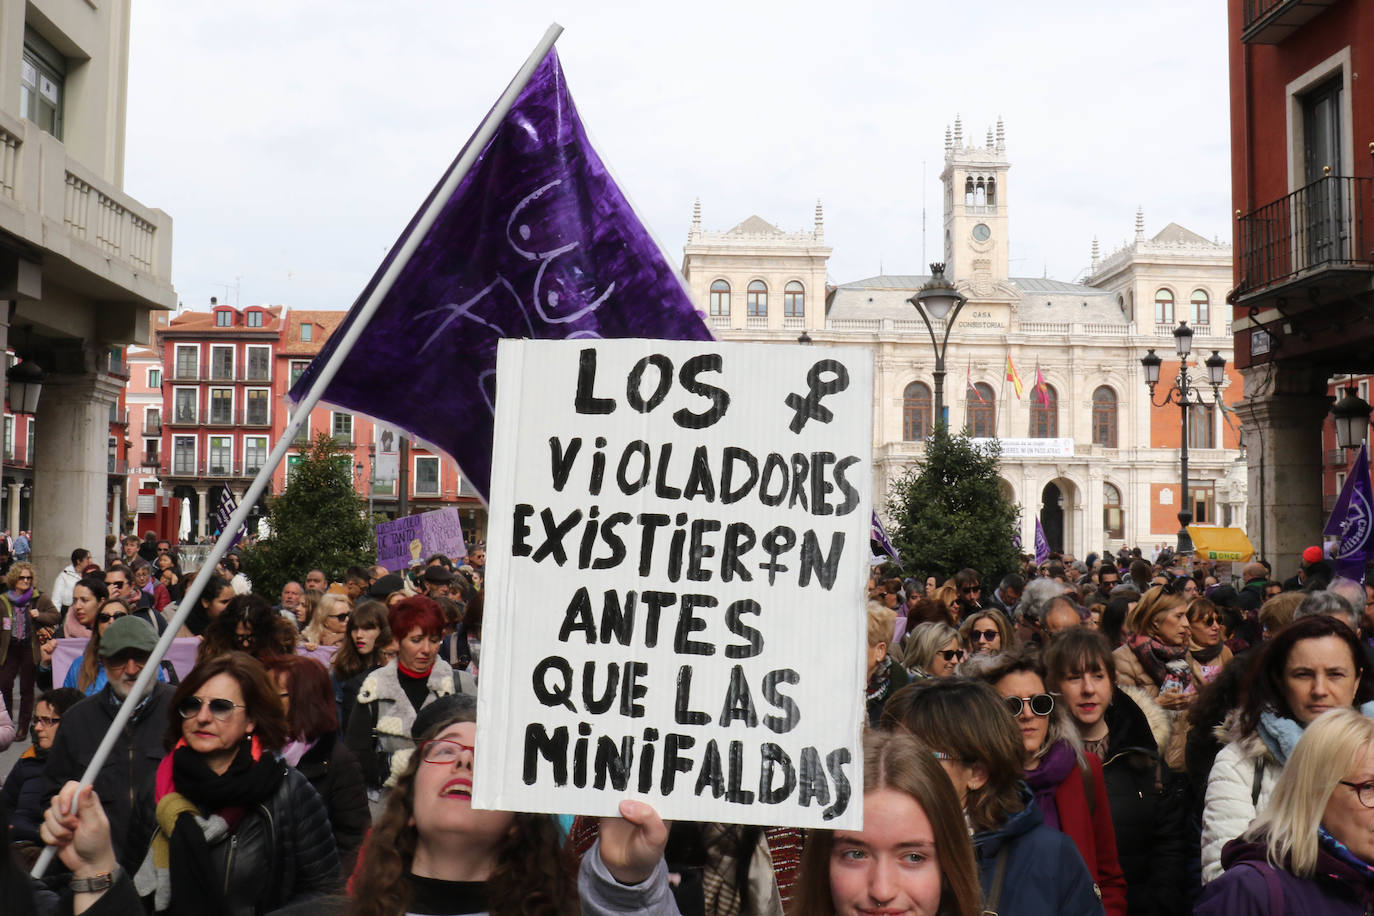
[683,120,1245,560]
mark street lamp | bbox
[1331,385,1373,450]
[1141,321,1226,556]
[907,263,968,427]
[6,360,44,414]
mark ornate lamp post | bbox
[907,263,968,427]
[1141,321,1227,555]
[1331,385,1373,451]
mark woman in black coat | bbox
[266,654,370,872]
[1045,629,1188,915]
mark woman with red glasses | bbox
[968,648,1127,916]
[0,561,59,733]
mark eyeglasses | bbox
[176,696,247,720]
[104,652,150,670]
[972,629,999,642]
[15,575,32,582]
[937,648,966,662]
[420,737,475,764]
[96,611,127,624]
[1003,693,1056,717]
[1340,781,1374,809]
[33,715,61,728]
[106,580,128,589]
[328,612,350,622]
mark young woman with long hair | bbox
[332,599,391,730]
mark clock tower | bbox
[941,117,1011,295]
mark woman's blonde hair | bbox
[792,729,982,916]
[902,622,960,674]
[1246,707,1374,876]
[958,610,1013,654]
[866,603,897,648]
[303,591,351,644]
[5,562,34,591]
[1125,585,1185,636]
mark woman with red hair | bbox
[343,596,476,791]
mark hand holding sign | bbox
[598,799,670,886]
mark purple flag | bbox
[214,488,245,550]
[1034,517,1050,565]
[288,48,710,501]
[1323,441,1373,582]
[871,513,899,564]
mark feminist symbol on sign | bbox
[785,359,850,433]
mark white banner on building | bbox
[477,339,871,828]
[971,437,1074,458]
[374,423,399,481]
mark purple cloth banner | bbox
[296,643,339,667]
[1034,517,1050,565]
[287,48,710,501]
[871,513,899,563]
[214,488,245,549]
[1323,441,1373,582]
[52,637,202,688]
[376,506,468,572]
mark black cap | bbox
[422,565,455,585]
[412,694,477,740]
[367,573,404,600]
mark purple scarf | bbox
[1023,738,1076,830]
[8,587,32,640]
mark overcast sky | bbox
[124,1,1231,313]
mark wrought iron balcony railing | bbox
[1235,175,1374,297]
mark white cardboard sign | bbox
[476,339,871,828]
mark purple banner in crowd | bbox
[287,48,710,501]
[52,638,202,688]
[1034,517,1050,565]
[1324,441,1373,582]
[376,506,468,572]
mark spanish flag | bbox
[1005,355,1024,399]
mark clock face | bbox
[972,223,991,241]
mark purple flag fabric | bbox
[871,513,899,563]
[214,488,245,550]
[1323,441,1373,582]
[1034,517,1050,565]
[287,49,710,501]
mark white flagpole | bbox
[33,21,565,878]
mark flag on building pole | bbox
[1033,361,1051,408]
[966,358,986,403]
[213,488,246,550]
[1323,441,1373,582]
[288,40,711,502]
[1005,354,1024,399]
[1034,517,1050,565]
[871,513,900,564]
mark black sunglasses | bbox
[96,611,127,624]
[961,586,981,595]
[1004,693,1056,717]
[176,696,247,720]
[937,648,966,662]
[972,629,999,642]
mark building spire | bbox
[689,197,701,241]
[953,115,963,148]
[995,116,1005,150]
[1091,236,1100,272]
[814,199,824,241]
[986,125,994,148]
[1134,206,1145,243]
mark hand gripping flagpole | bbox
[33,22,564,878]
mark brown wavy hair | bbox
[793,729,982,916]
[348,705,576,916]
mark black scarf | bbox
[166,740,284,916]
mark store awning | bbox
[1187,526,1256,562]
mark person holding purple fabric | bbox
[968,649,1127,915]
[0,561,59,732]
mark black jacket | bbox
[42,683,175,870]
[2,751,45,841]
[1102,689,1188,916]
[295,732,371,874]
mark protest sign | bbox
[53,637,201,687]
[476,339,871,828]
[376,506,468,571]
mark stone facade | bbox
[683,121,1246,561]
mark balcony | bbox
[1242,0,1340,44]
[145,421,162,436]
[107,458,128,475]
[1235,175,1374,299]
[0,112,173,306]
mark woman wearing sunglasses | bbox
[959,609,1013,657]
[64,597,167,695]
[305,592,353,651]
[880,679,1103,916]
[1197,707,1374,914]
[0,561,60,735]
[350,694,678,916]
[1201,614,1374,883]
[901,621,964,680]
[132,651,340,911]
[197,593,297,664]
[1186,597,1232,686]
[969,650,1127,915]
[1043,629,1187,916]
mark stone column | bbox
[1233,365,1331,581]
[31,371,123,586]
[6,483,19,536]
[108,483,122,536]
[195,487,209,542]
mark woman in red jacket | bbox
[968,648,1127,915]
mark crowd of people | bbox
[1,534,1373,914]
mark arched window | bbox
[1191,289,1210,327]
[1188,402,1216,449]
[1103,482,1124,539]
[746,280,767,317]
[784,281,805,318]
[1030,383,1058,438]
[974,178,987,206]
[1092,386,1118,448]
[903,382,932,441]
[986,177,996,206]
[966,383,996,438]
[709,279,730,317]
[965,176,975,206]
[1154,288,1174,325]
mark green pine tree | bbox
[239,433,375,597]
[885,425,1021,586]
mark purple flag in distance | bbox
[1323,441,1373,582]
